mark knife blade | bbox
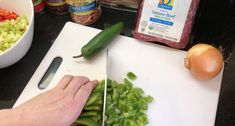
[102,50,109,126]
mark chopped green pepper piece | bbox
[127,72,137,80]
[74,118,98,126]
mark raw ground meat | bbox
[133,0,200,49]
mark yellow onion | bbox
[184,43,224,80]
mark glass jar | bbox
[66,0,101,25]
[32,0,46,13]
[45,0,69,15]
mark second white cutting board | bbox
[14,22,223,126]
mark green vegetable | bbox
[73,22,124,59]
[0,16,28,53]
[74,118,99,126]
[80,111,99,117]
[84,105,101,111]
[105,78,153,126]
[127,72,137,80]
[72,80,104,126]
[85,80,104,106]
[71,72,153,126]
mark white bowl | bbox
[0,0,34,68]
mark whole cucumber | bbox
[73,22,124,59]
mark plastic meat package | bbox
[134,0,200,49]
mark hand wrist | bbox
[0,108,31,126]
[0,109,21,125]
[13,108,33,126]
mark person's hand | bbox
[14,75,98,126]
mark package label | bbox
[138,0,192,42]
[66,0,97,15]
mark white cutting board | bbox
[14,22,223,126]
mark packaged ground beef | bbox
[133,0,200,49]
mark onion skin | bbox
[185,43,224,80]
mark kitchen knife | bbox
[102,50,109,126]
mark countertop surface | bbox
[0,0,235,125]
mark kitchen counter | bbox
[0,0,235,125]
